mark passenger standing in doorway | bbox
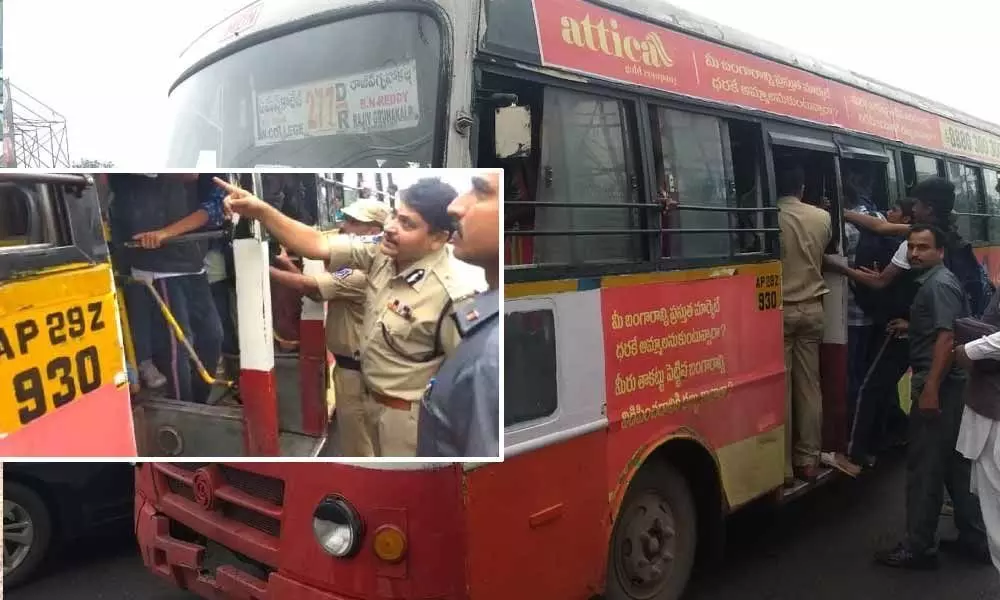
[875,224,988,570]
[843,198,916,470]
[843,169,885,442]
[112,174,225,405]
[199,174,238,374]
[418,173,501,457]
[269,198,388,457]
[216,177,485,457]
[777,165,833,484]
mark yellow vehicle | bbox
[0,172,135,457]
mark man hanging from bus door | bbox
[113,174,225,405]
[842,168,885,446]
[417,172,501,458]
[873,224,988,570]
[837,198,915,472]
[268,198,389,457]
[200,173,239,386]
[108,186,168,394]
[776,164,833,487]
[215,176,484,457]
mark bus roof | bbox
[173,0,1000,140]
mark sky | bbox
[5,0,999,165]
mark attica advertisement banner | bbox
[533,0,1000,168]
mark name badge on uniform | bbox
[357,234,383,244]
[387,298,415,322]
[404,269,425,286]
[334,267,352,279]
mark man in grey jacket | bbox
[416,173,500,457]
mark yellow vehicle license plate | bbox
[0,266,125,434]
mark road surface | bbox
[8,451,999,599]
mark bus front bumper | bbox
[136,500,350,600]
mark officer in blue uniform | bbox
[417,172,501,457]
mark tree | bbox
[71,158,115,168]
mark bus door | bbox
[766,123,850,455]
[835,136,904,439]
[132,173,328,457]
[0,173,135,457]
[261,173,332,446]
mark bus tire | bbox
[605,461,697,600]
[3,481,54,589]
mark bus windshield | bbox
[166,10,444,168]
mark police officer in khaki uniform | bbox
[268,197,388,456]
[214,176,483,457]
[417,172,501,457]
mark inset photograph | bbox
[0,169,500,458]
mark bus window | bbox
[649,107,731,258]
[0,183,58,249]
[901,152,943,192]
[504,308,558,426]
[947,162,986,244]
[985,170,1000,244]
[840,158,890,214]
[886,152,900,207]
[532,87,639,265]
[165,11,444,168]
[728,120,769,256]
[483,72,641,267]
[477,72,543,267]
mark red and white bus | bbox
[138,0,1000,598]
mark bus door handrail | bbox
[126,276,236,390]
[0,173,91,187]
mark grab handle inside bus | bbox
[121,229,228,249]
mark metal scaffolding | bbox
[1,79,71,168]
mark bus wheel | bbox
[605,462,697,600]
[3,482,54,589]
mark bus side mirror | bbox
[495,104,531,159]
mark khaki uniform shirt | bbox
[314,266,367,359]
[778,196,832,304]
[327,234,482,401]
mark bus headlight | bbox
[312,495,364,558]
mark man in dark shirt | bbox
[876,224,988,569]
[111,174,224,405]
[416,173,500,457]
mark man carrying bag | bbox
[954,288,1000,575]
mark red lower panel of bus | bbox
[136,503,353,600]
[0,382,136,457]
[136,462,468,600]
[464,431,608,600]
[298,319,329,437]
[240,369,279,456]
